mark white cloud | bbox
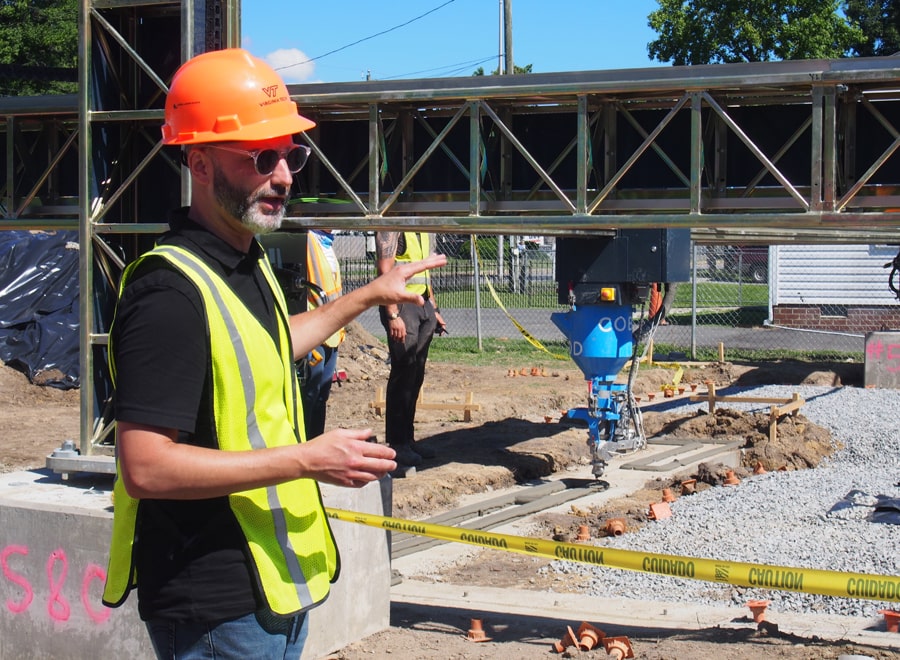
[264,48,316,84]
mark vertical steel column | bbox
[77,0,95,455]
[401,110,414,198]
[469,101,483,350]
[713,115,727,195]
[690,92,703,214]
[369,103,379,213]
[576,95,588,215]
[5,115,13,217]
[689,93,703,358]
[810,85,824,212]
[841,94,858,194]
[72,0,241,463]
[822,85,838,212]
[602,101,616,191]
[499,106,512,282]
[222,0,241,48]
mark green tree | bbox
[844,0,900,56]
[473,64,533,75]
[647,0,863,65]
[0,0,78,96]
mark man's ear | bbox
[185,147,213,185]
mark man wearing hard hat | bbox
[101,48,445,659]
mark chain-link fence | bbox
[336,233,896,360]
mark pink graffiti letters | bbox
[1,543,110,624]
[866,339,900,372]
[82,564,111,624]
[46,549,71,621]
[1,545,33,613]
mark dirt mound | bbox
[318,337,843,522]
[644,406,838,473]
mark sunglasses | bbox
[203,143,311,175]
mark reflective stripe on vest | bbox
[398,232,429,294]
[307,233,345,348]
[103,244,339,615]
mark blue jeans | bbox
[146,610,308,660]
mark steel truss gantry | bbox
[285,57,900,246]
[2,1,900,469]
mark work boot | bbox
[392,445,423,467]
[412,443,436,459]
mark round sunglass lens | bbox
[255,150,280,175]
[285,147,309,172]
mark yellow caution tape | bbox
[651,361,684,386]
[326,507,900,603]
[473,242,568,360]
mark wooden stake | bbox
[369,387,386,415]
[464,391,475,422]
[369,386,481,421]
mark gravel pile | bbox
[544,385,900,618]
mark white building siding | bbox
[773,244,898,305]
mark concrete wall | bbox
[0,470,391,660]
[864,331,900,389]
[306,478,393,658]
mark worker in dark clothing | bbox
[376,231,447,469]
[102,48,445,660]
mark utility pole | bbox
[503,0,514,74]
[501,0,515,289]
[497,0,503,75]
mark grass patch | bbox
[667,306,769,326]
[673,281,768,307]
[426,336,862,368]
[428,336,575,368]
[648,342,861,363]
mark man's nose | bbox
[270,156,294,185]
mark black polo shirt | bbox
[111,209,280,622]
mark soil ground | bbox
[2,322,895,659]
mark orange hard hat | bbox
[161,48,315,145]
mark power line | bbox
[274,0,457,73]
[380,54,499,80]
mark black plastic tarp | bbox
[0,230,80,389]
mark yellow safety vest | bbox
[397,232,430,295]
[103,244,339,616]
[307,232,345,348]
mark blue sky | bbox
[241,0,666,84]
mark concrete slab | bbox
[0,469,392,660]
[390,438,740,576]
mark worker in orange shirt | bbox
[302,229,345,438]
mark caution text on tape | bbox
[326,507,900,603]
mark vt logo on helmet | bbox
[161,48,315,145]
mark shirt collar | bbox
[166,207,264,270]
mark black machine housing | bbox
[556,229,691,307]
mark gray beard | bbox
[213,170,284,235]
